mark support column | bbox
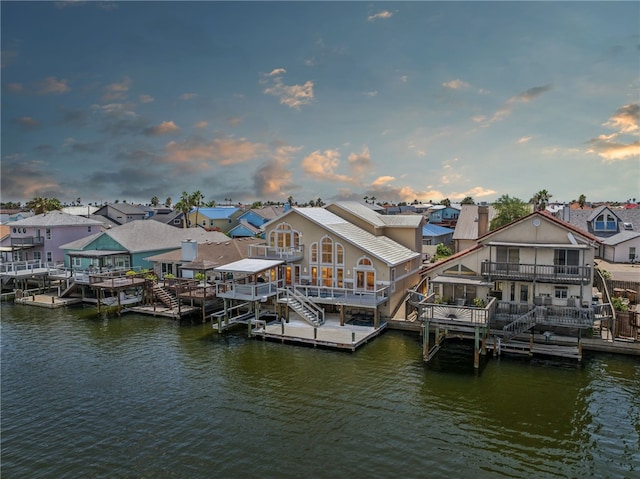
[422,317,430,362]
[474,326,480,369]
[339,304,344,326]
[224,298,229,326]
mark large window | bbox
[355,256,375,291]
[554,249,579,274]
[594,213,617,231]
[321,237,333,263]
[270,222,300,249]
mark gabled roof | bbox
[479,211,601,245]
[329,201,422,228]
[423,223,455,236]
[146,237,266,266]
[241,205,284,221]
[10,210,104,227]
[96,203,148,215]
[229,220,262,235]
[453,204,497,240]
[586,205,619,222]
[61,220,230,253]
[193,207,241,220]
[600,230,640,245]
[292,207,419,266]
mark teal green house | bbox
[60,220,230,272]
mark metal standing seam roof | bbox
[296,208,420,266]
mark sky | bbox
[1,1,639,207]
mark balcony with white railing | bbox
[286,284,389,307]
[215,278,284,301]
[481,261,591,285]
[248,244,304,262]
[416,296,497,327]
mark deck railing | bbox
[10,236,44,247]
[0,260,63,275]
[215,278,284,300]
[248,244,304,261]
[418,297,497,326]
[290,284,389,306]
[481,261,591,284]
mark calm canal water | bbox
[2,302,639,479]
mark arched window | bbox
[355,256,375,291]
[321,237,333,263]
[270,222,300,248]
[594,213,617,231]
[336,243,344,265]
[310,243,318,263]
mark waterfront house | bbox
[426,204,461,227]
[561,205,640,263]
[228,220,263,238]
[60,220,229,272]
[148,207,185,228]
[93,203,150,226]
[411,211,606,366]
[7,211,104,263]
[0,224,11,262]
[187,207,242,232]
[222,202,423,327]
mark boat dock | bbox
[252,315,387,352]
[14,293,83,308]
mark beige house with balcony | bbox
[213,202,424,328]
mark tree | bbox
[363,196,369,204]
[530,189,553,211]
[578,194,586,209]
[175,191,192,228]
[316,197,324,207]
[205,200,217,207]
[287,195,294,206]
[490,195,530,230]
[26,197,62,214]
[191,190,204,228]
[441,198,451,207]
[150,196,159,207]
[461,196,475,205]
[164,197,172,208]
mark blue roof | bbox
[423,223,454,236]
[195,207,240,219]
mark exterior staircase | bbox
[153,284,180,309]
[502,307,536,341]
[280,287,325,327]
[59,281,79,298]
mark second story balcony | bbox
[248,244,304,262]
[10,236,44,247]
[481,261,591,285]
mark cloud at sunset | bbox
[145,120,180,136]
[253,144,301,197]
[301,149,352,183]
[164,136,267,167]
[36,76,70,94]
[262,68,314,109]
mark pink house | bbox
[7,211,104,264]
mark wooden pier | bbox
[252,315,387,351]
[14,293,83,308]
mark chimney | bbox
[181,239,198,262]
[477,205,489,237]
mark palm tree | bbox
[175,191,192,228]
[26,197,62,214]
[531,189,553,211]
[191,190,204,228]
[461,196,475,205]
[363,196,369,204]
[164,197,172,208]
[151,196,159,207]
[578,194,586,209]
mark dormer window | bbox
[594,213,617,231]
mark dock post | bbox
[352,331,355,343]
[529,333,534,357]
[481,327,487,356]
[422,317,430,362]
[314,327,317,339]
[339,304,344,326]
[473,326,479,368]
[217,317,222,332]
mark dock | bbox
[14,293,83,309]
[252,315,387,351]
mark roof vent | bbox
[623,222,633,230]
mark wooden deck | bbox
[14,293,83,309]
[124,303,200,319]
[253,315,387,351]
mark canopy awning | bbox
[214,258,283,275]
